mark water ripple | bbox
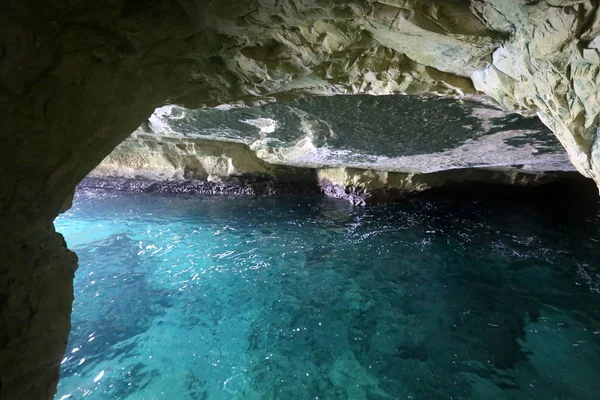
[54,190,600,400]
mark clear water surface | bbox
[54,187,600,400]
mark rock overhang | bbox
[105,94,574,177]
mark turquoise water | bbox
[54,187,600,400]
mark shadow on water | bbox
[410,174,600,225]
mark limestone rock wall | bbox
[470,1,600,181]
[90,94,578,202]
[316,167,568,205]
[91,132,305,182]
[1,1,599,217]
[98,95,574,176]
[2,1,600,399]
[0,220,77,400]
[90,125,575,206]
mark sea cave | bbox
[1,1,600,399]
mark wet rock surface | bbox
[80,177,320,197]
[92,94,580,206]
[316,168,580,205]
[115,95,574,174]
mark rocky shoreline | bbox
[80,168,587,206]
[78,176,320,197]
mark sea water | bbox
[54,187,600,399]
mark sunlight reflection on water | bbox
[55,188,600,400]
